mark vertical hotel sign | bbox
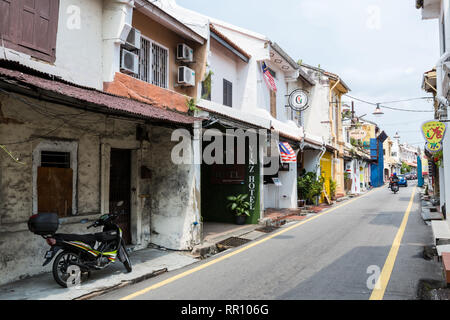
[248,145,257,211]
[421,121,446,153]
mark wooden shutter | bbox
[37,167,73,217]
[223,79,232,107]
[18,0,59,55]
[0,0,18,43]
[0,0,59,62]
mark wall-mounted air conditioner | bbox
[177,43,194,62]
[178,66,196,86]
[121,49,139,75]
[120,24,141,50]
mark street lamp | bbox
[373,103,384,117]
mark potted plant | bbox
[227,194,251,225]
[297,170,325,205]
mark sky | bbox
[176,0,440,147]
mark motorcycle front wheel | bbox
[119,242,132,273]
[52,251,82,288]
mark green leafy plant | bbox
[401,161,411,174]
[342,109,352,120]
[329,178,337,199]
[186,98,199,112]
[298,170,325,205]
[226,194,251,217]
[201,70,213,100]
[432,150,443,168]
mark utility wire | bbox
[344,94,434,113]
[379,97,433,104]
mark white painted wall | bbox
[300,66,333,146]
[209,39,242,109]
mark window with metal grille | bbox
[41,151,71,168]
[138,36,169,89]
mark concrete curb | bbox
[74,268,168,300]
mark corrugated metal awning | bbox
[0,62,201,126]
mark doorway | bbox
[109,148,132,244]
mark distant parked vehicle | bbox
[405,174,412,180]
[397,175,408,187]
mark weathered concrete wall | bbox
[147,126,201,250]
[0,92,198,285]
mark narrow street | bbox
[96,183,442,300]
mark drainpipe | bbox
[329,78,341,143]
[329,78,341,189]
[316,145,326,178]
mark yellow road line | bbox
[120,187,381,300]
[369,186,417,300]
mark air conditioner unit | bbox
[121,49,139,75]
[177,43,194,62]
[120,24,141,50]
[178,66,195,86]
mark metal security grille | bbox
[138,37,168,89]
[152,43,168,89]
[138,37,151,83]
[216,237,251,251]
[41,151,70,168]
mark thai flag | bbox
[261,62,277,92]
[279,142,297,163]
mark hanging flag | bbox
[261,61,277,92]
[279,142,296,163]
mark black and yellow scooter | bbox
[28,202,132,288]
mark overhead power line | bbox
[344,94,434,113]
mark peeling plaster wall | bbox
[147,126,201,250]
[0,92,197,285]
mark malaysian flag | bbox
[261,62,277,92]
[279,142,297,163]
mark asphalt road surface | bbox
[96,182,443,300]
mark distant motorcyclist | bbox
[389,173,399,189]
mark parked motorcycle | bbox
[391,182,399,194]
[28,201,132,288]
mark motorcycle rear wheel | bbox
[52,251,82,288]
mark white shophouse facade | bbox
[158,0,306,211]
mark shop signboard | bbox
[421,120,446,153]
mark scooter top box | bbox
[28,212,59,235]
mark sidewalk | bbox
[0,247,198,300]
